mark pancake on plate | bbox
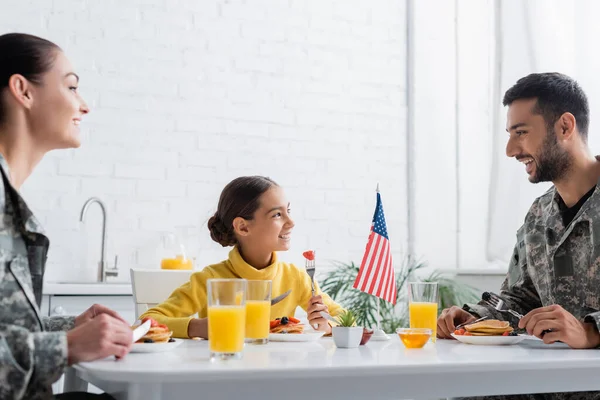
[133,317,174,343]
[270,316,304,334]
[456,319,516,336]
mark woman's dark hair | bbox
[0,33,61,124]
[208,176,278,247]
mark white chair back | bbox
[130,268,195,320]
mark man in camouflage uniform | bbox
[437,73,600,400]
[0,153,131,400]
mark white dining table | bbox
[64,336,600,400]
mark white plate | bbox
[269,331,326,342]
[451,333,526,346]
[131,338,183,353]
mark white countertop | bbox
[72,336,600,400]
[43,282,132,295]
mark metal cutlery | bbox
[271,289,291,306]
[455,315,488,330]
[304,250,317,328]
[305,252,316,295]
[482,291,554,337]
[320,311,337,324]
[482,292,524,319]
[132,320,151,343]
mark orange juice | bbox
[409,302,438,342]
[235,291,245,305]
[245,300,270,340]
[161,255,193,270]
[208,306,245,353]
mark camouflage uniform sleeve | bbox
[42,316,76,332]
[584,312,600,335]
[463,241,543,327]
[0,324,68,399]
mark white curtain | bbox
[486,0,600,263]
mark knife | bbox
[320,311,337,324]
[132,320,151,343]
[271,289,291,306]
[455,315,488,330]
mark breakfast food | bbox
[270,316,304,334]
[454,319,517,336]
[135,317,175,343]
[302,250,315,261]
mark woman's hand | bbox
[75,304,128,328]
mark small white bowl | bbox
[332,326,364,348]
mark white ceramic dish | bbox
[269,331,325,342]
[131,338,183,353]
[451,333,526,346]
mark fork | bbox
[483,292,554,337]
[482,292,524,319]
[305,253,317,329]
[305,252,316,296]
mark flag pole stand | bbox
[370,296,390,341]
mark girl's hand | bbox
[307,295,332,334]
[188,318,208,339]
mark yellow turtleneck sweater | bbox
[140,247,344,338]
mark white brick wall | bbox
[1,0,408,283]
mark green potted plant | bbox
[321,255,479,334]
[332,310,363,348]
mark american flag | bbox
[353,191,396,304]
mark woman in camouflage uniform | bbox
[0,33,134,400]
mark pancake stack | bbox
[270,316,304,334]
[132,319,173,343]
[464,319,514,336]
[138,325,173,343]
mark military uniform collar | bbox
[0,153,45,235]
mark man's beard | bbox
[529,128,572,183]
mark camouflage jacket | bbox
[465,182,600,339]
[0,155,75,400]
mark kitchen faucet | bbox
[80,197,118,282]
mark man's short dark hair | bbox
[503,72,589,139]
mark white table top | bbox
[73,336,600,400]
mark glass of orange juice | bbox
[159,233,193,270]
[245,280,271,345]
[408,282,438,342]
[160,255,193,270]
[207,279,247,360]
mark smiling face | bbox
[27,51,89,150]
[505,98,572,183]
[235,186,295,254]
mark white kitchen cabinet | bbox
[48,295,136,323]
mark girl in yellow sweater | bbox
[140,176,343,339]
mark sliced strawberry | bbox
[302,250,315,261]
[270,320,281,329]
[288,317,300,324]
